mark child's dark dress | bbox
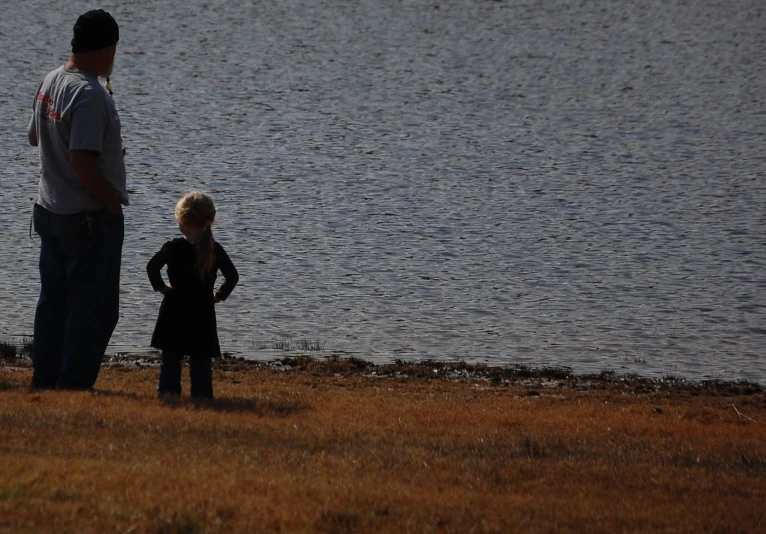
[146,238,238,359]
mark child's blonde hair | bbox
[175,191,216,280]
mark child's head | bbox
[175,191,216,232]
[175,191,216,279]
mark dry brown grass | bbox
[1,358,764,533]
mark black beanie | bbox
[71,9,119,53]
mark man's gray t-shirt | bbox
[28,65,128,214]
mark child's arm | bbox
[146,243,172,294]
[214,244,239,303]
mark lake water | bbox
[1,0,765,382]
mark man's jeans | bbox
[31,203,124,390]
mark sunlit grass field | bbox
[1,356,764,533]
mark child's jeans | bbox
[158,351,214,399]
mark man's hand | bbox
[70,150,122,213]
[105,200,123,215]
[159,286,173,294]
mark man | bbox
[27,9,127,390]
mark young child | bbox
[147,191,239,399]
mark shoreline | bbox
[3,350,763,397]
[3,335,764,388]
[104,352,766,395]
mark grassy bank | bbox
[1,355,764,533]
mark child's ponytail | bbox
[195,223,215,280]
[175,191,217,281]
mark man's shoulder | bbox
[44,68,106,103]
[43,66,84,87]
[41,65,66,81]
